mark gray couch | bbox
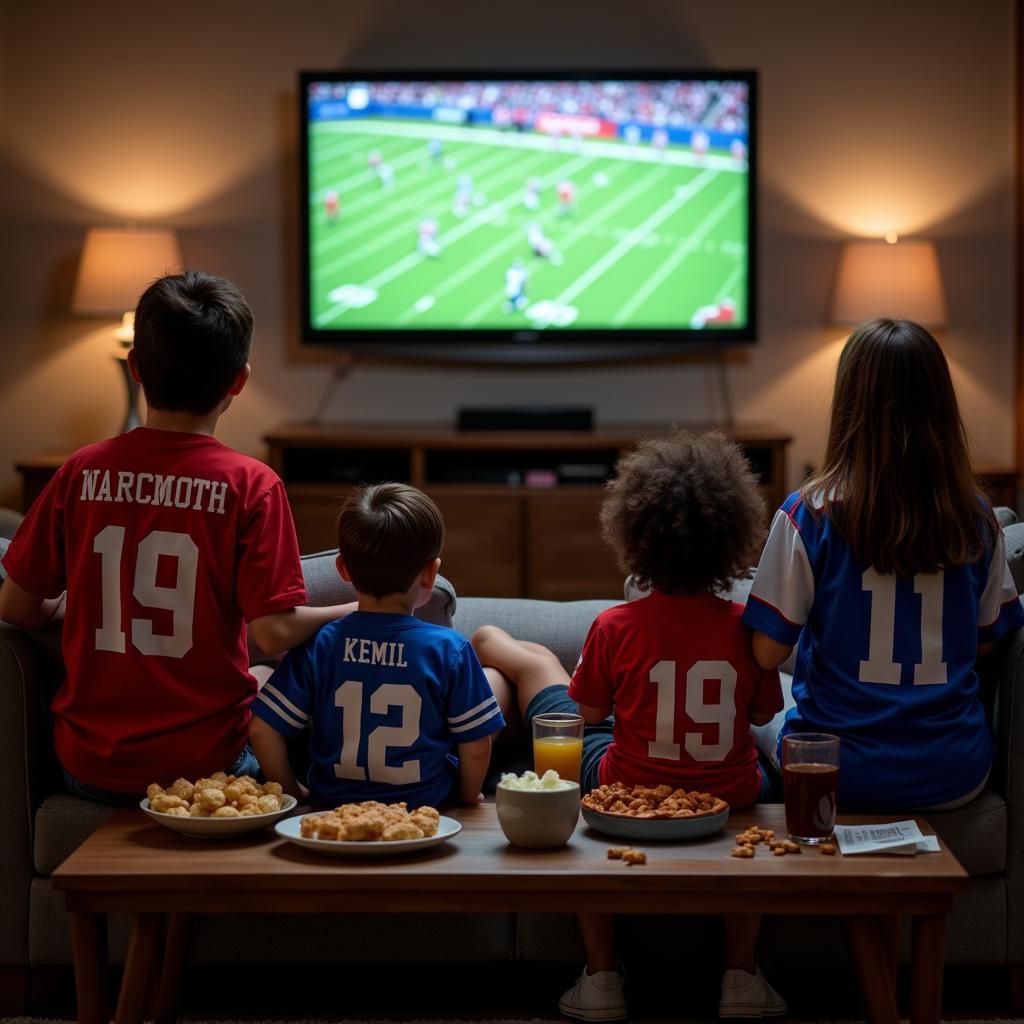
[3,530,1024,1012]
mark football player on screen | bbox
[504,261,529,312]
[417,218,441,259]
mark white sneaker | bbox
[559,966,627,1021]
[719,966,787,1018]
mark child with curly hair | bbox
[473,429,785,1021]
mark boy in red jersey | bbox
[473,430,785,1021]
[0,271,352,805]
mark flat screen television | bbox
[299,71,755,363]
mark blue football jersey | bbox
[251,611,504,808]
[742,492,1024,809]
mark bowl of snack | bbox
[275,801,460,857]
[141,774,297,838]
[495,770,581,848]
[581,782,729,840]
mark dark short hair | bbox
[133,270,253,414]
[600,429,766,595]
[337,484,445,599]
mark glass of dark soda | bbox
[782,733,840,844]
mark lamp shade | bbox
[72,226,183,315]
[830,239,947,327]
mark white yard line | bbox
[314,154,597,326]
[394,159,616,326]
[714,259,746,302]
[319,117,746,173]
[549,168,719,314]
[313,147,533,268]
[309,139,433,203]
[456,164,675,327]
[310,131,387,173]
[609,183,743,324]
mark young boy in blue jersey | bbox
[249,484,504,808]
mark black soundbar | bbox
[457,407,594,432]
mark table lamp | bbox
[830,237,947,328]
[72,226,183,431]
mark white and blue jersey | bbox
[742,492,1024,809]
[252,612,504,808]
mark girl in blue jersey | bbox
[743,318,1024,811]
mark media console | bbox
[264,423,791,600]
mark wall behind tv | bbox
[0,0,1015,511]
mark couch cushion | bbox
[454,597,616,674]
[248,550,456,663]
[926,789,1006,876]
[34,794,113,876]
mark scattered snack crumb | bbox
[607,847,626,860]
[820,842,837,855]
[731,846,755,858]
[772,846,786,856]
[621,849,647,865]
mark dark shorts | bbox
[524,684,779,804]
[63,745,261,807]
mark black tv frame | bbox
[298,69,757,366]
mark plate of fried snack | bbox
[275,800,460,857]
[141,774,297,838]
[581,782,729,840]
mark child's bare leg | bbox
[472,625,571,721]
[723,913,761,973]
[578,912,618,973]
[483,666,523,740]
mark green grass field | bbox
[308,118,748,332]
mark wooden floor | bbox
[19,962,1023,1021]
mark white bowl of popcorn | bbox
[495,770,580,848]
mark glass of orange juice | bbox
[532,713,584,783]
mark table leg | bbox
[909,913,947,1024]
[879,914,900,991]
[843,915,900,1024]
[154,912,191,1024]
[70,911,108,1024]
[115,912,163,1024]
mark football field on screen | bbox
[308,119,748,332]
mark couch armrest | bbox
[0,622,63,965]
[993,624,1024,960]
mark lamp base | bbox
[115,353,142,433]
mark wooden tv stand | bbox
[264,422,791,600]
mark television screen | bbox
[299,72,755,357]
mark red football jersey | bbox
[2,428,307,792]
[568,592,782,807]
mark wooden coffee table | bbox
[52,803,966,1024]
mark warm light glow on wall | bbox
[14,130,269,220]
[767,145,1001,239]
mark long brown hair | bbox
[802,318,992,577]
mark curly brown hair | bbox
[599,430,766,594]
